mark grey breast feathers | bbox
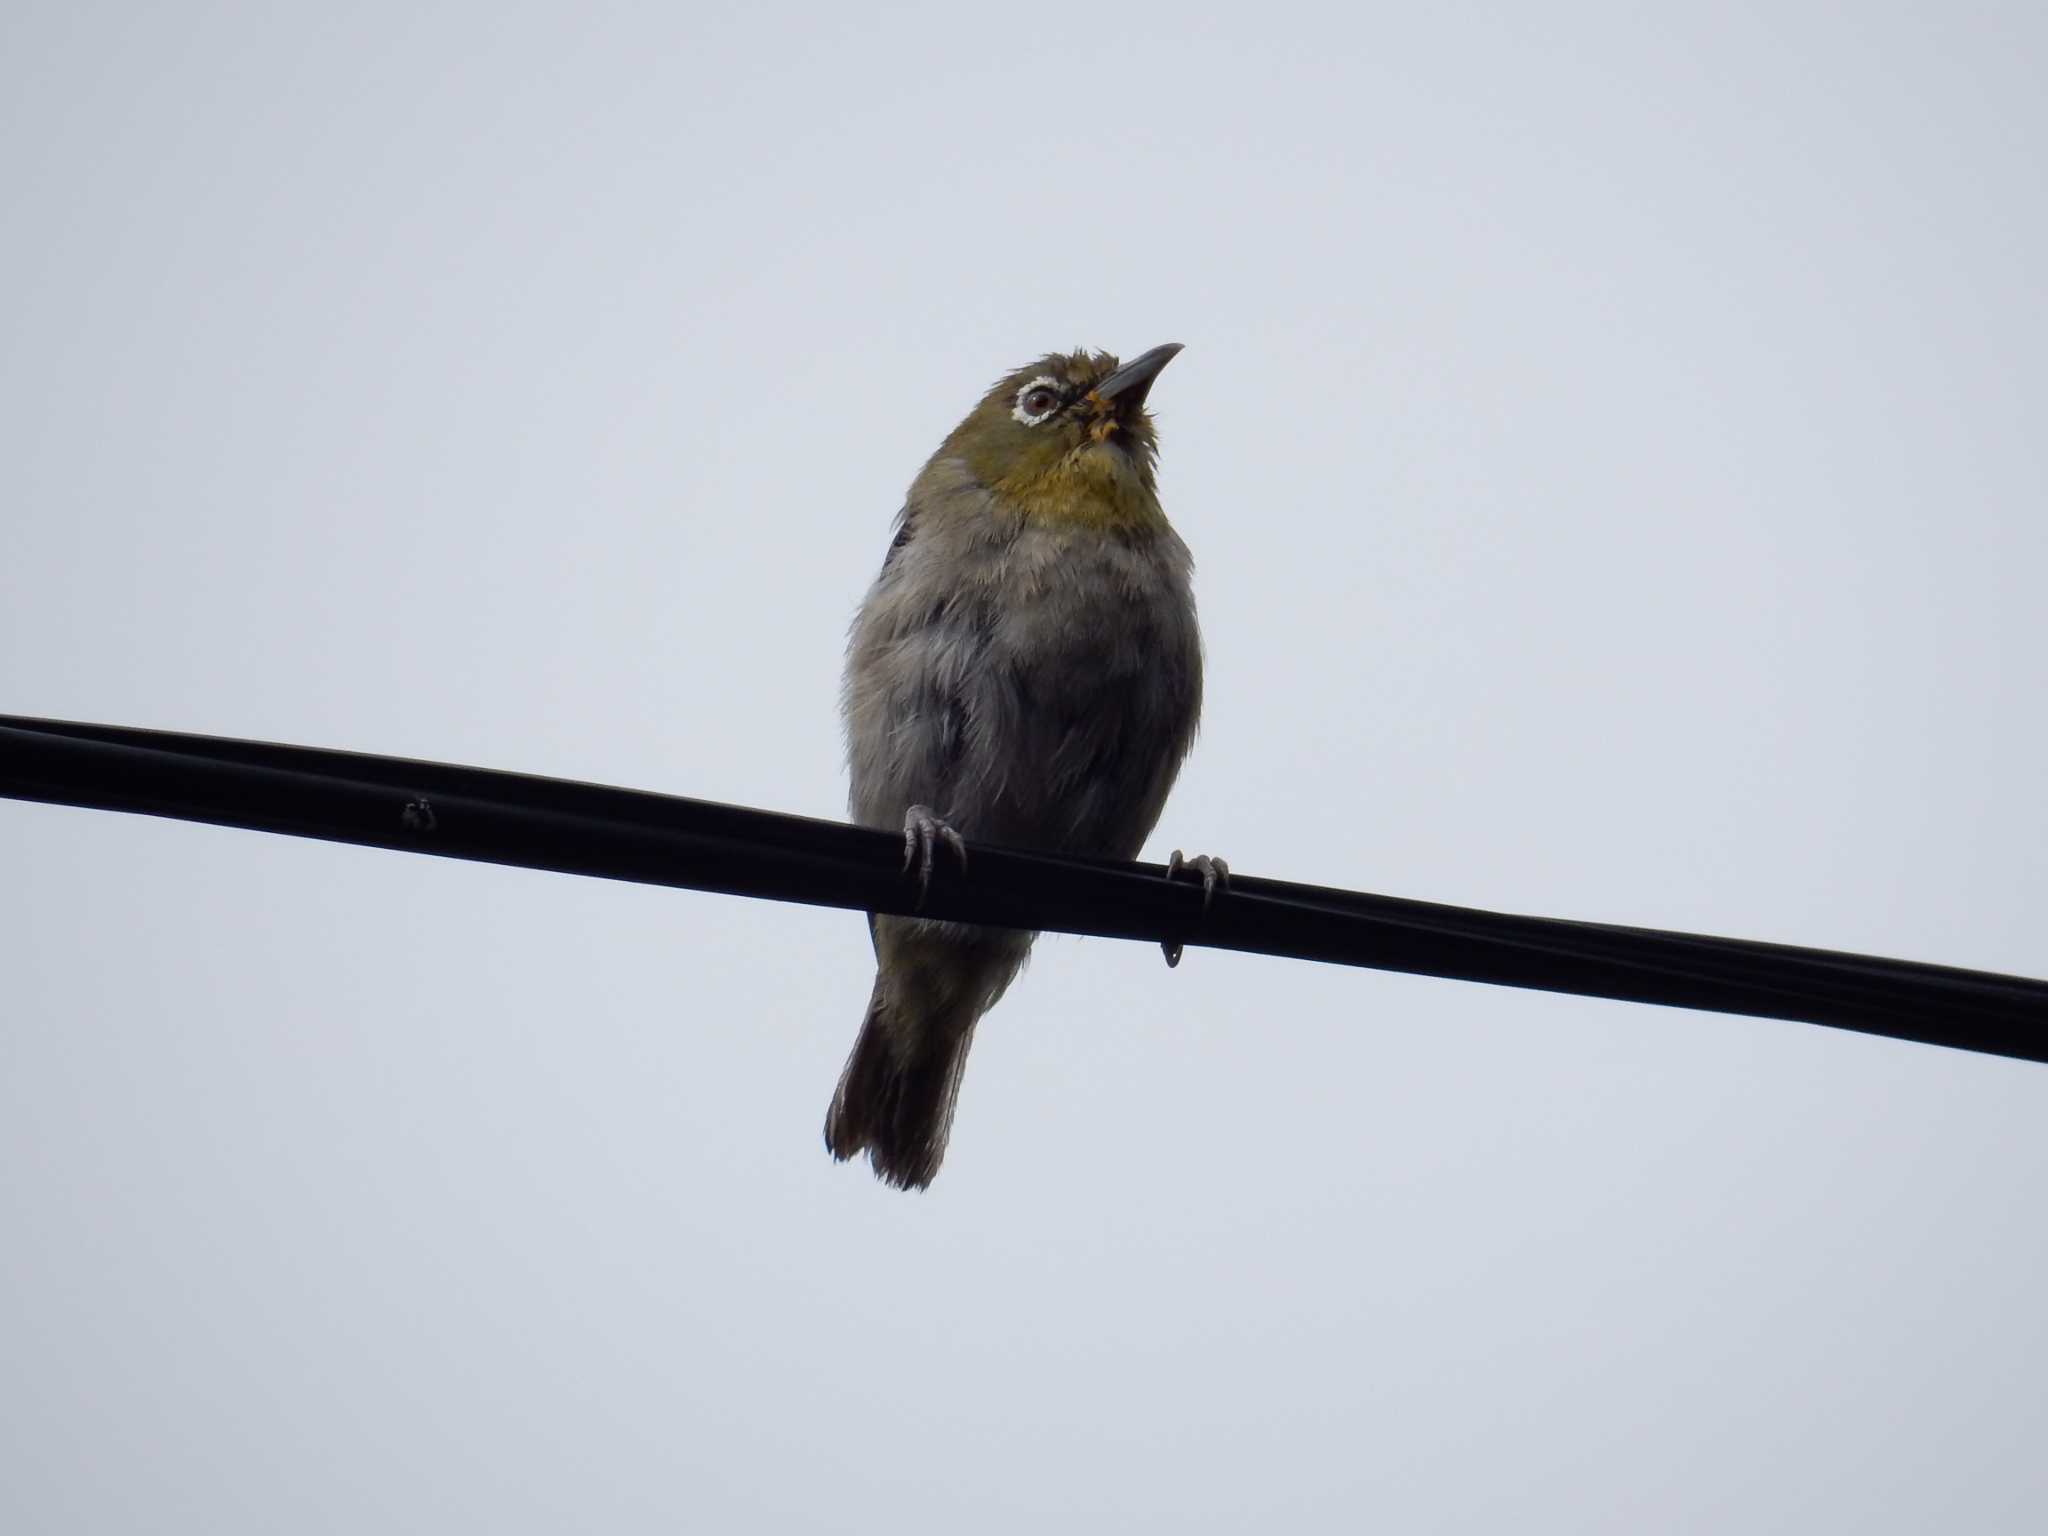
[844,458,1201,860]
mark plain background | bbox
[4,3,2044,1530]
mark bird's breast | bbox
[847,524,1200,858]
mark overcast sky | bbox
[4,3,2045,1531]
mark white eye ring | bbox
[1011,376,1063,426]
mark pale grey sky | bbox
[3,3,2045,1531]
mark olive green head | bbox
[940,344,1183,531]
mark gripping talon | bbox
[901,804,968,909]
[1162,848,1231,965]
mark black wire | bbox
[2,714,2043,1064]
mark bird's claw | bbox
[1167,849,1230,910]
[1162,849,1230,967]
[902,804,968,909]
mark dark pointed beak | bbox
[1093,342,1184,413]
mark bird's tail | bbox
[824,975,979,1191]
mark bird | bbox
[825,343,1220,1189]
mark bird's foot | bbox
[901,804,968,910]
[1162,849,1230,967]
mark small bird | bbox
[826,343,1217,1189]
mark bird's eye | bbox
[1011,377,1063,426]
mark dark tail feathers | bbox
[824,979,977,1191]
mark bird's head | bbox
[940,344,1183,531]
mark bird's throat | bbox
[993,448,1165,534]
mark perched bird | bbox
[826,344,1218,1189]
